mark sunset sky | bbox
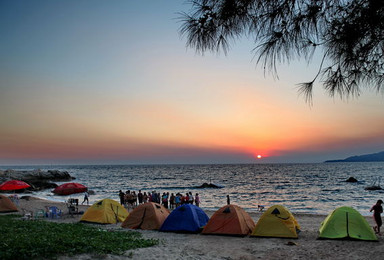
[1,1,384,165]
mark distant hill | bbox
[325,151,384,163]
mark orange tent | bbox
[202,204,255,236]
[121,202,170,230]
[0,195,18,213]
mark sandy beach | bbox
[6,196,384,259]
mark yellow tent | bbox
[80,199,128,224]
[251,204,300,238]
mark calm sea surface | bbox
[2,162,384,216]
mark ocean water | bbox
[2,162,384,216]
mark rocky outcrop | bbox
[0,169,74,192]
[346,177,358,182]
[195,182,223,188]
[364,185,382,191]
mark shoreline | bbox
[2,163,382,217]
[3,196,384,259]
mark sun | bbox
[256,155,262,159]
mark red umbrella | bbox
[53,182,88,195]
[0,180,31,191]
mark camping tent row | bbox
[79,199,377,241]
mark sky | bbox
[1,0,384,165]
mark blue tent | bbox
[160,204,209,233]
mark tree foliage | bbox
[179,0,384,103]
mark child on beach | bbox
[370,199,383,234]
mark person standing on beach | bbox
[169,193,175,209]
[370,199,383,234]
[175,193,181,207]
[119,190,125,205]
[138,190,143,204]
[82,191,89,205]
[162,192,168,209]
[189,192,194,204]
[227,195,230,205]
[195,193,200,207]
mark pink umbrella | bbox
[0,180,31,191]
[53,182,88,196]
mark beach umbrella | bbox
[53,182,88,196]
[0,180,31,191]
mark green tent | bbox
[318,206,377,241]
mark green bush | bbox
[0,215,158,259]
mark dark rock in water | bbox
[28,180,58,191]
[364,186,382,191]
[195,183,223,189]
[88,190,96,195]
[0,169,74,182]
[0,169,74,192]
[346,177,358,182]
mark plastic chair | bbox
[47,206,62,219]
[34,209,46,219]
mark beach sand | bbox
[8,196,384,259]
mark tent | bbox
[251,204,300,238]
[318,206,377,241]
[121,202,169,230]
[0,195,18,213]
[202,204,255,236]
[160,204,209,233]
[80,199,128,224]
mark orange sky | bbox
[1,1,384,165]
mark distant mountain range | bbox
[325,151,384,163]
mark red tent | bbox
[53,182,88,195]
[0,180,31,191]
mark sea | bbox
[2,162,384,216]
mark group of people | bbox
[118,190,201,210]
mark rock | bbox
[195,182,223,189]
[28,180,58,191]
[0,169,73,182]
[364,186,382,191]
[346,177,358,182]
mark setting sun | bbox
[257,155,262,159]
